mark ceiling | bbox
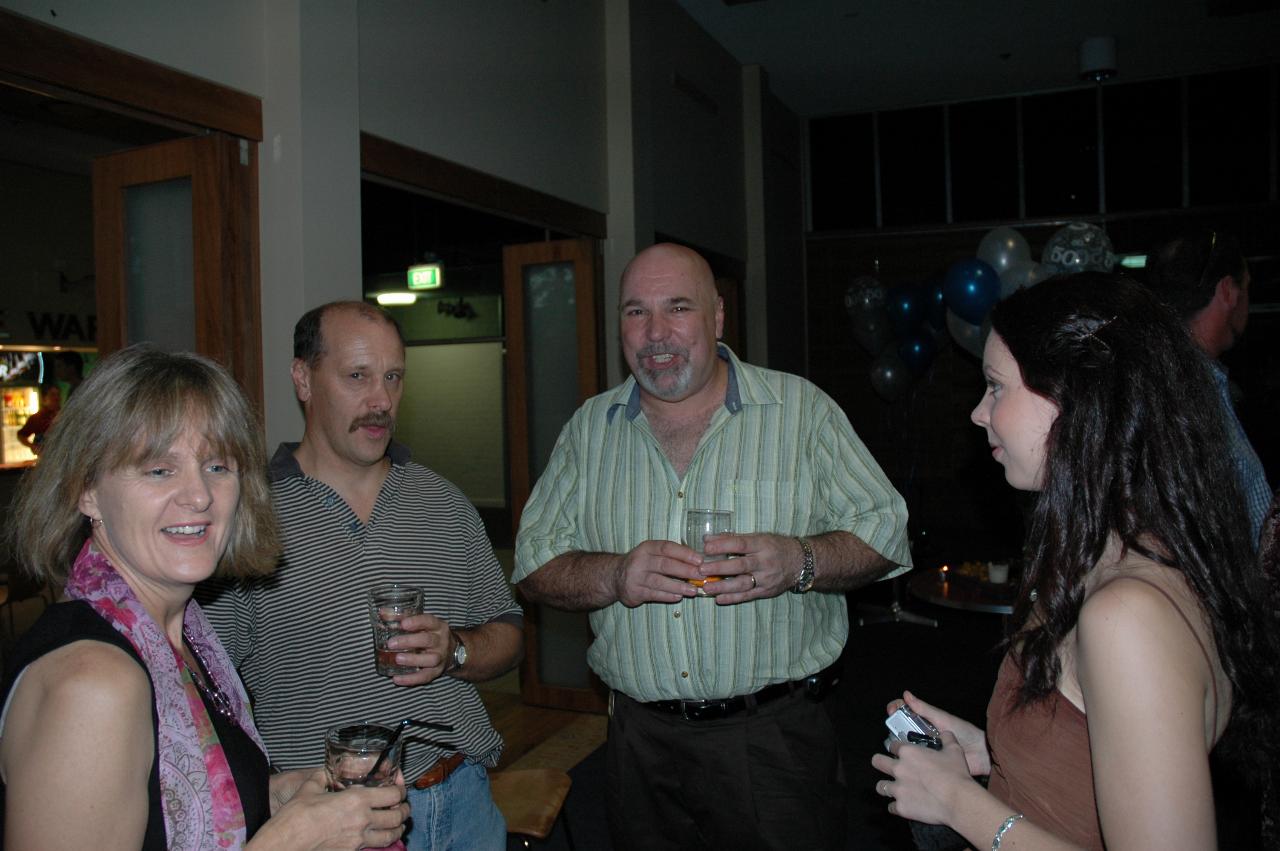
[674,0,1280,117]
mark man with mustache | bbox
[202,301,522,851]
[514,244,910,850]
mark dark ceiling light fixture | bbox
[1079,36,1117,83]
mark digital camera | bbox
[884,705,942,751]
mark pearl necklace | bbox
[184,632,237,725]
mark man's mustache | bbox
[349,412,393,432]
[636,345,688,361]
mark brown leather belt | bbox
[412,753,466,789]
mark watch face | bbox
[454,642,468,667]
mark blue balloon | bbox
[943,259,1000,325]
[886,284,925,338]
[925,278,946,331]
[898,331,938,375]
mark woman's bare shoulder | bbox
[4,639,151,738]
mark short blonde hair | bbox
[7,345,280,585]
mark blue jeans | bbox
[405,760,506,851]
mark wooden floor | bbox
[479,689,607,772]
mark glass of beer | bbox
[368,583,423,676]
[684,509,733,587]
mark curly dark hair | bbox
[991,273,1279,772]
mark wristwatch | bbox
[791,536,816,594]
[448,631,468,673]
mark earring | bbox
[89,517,104,528]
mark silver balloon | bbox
[851,308,892,356]
[843,276,886,317]
[976,226,1031,277]
[1041,222,1116,275]
[999,260,1052,299]
[946,309,986,360]
[870,348,911,402]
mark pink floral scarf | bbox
[65,541,266,849]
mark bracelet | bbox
[790,536,815,594]
[992,813,1024,850]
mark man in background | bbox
[1145,230,1271,545]
[17,384,60,454]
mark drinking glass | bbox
[324,722,405,790]
[368,583,423,676]
[684,509,733,587]
[324,723,407,851]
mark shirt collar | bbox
[269,440,410,483]
[606,343,773,424]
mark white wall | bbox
[0,0,759,443]
[258,1,364,447]
[632,0,745,263]
[397,342,505,508]
[0,0,266,96]
[358,0,608,215]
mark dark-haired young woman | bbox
[872,274,1279,850]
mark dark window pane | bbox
[809,114,876,231]
[950,98,1019,222]
[1188,67,1270,205]
[1103,79,1181,212]
[880,105,946,226]
[1024,89,1099,216]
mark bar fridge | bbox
[1,385,40,465]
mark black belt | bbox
[634,665,840,722]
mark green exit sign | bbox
[407,263,443,290]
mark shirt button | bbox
[681,671,689,678]
[677,491,684,499]
[673,610,681,618]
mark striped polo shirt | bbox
[201,442,522,777]
[513,345,910,702]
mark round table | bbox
[907,567,1015,616]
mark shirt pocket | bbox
[723,478,815,536]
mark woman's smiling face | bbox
[79,426,240,599]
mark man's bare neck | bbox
[640,359,728,476]
[292,440,390,522]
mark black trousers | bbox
[605,688,847,851]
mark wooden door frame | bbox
[93,134,263,412]
[1,7,265,408]
[503,238,602,524]
[361,133,606,239]
[503,238,606,712]
[0,9,262,141]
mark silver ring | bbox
[878,780,888,796]
[748,573,757,589]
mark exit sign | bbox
[407,263,443,290]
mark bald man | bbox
[513,244,910,850]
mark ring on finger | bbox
[748,573,757,589]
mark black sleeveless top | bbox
[1,601,270,847]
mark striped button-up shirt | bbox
[513,346,910,702]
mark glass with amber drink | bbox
[684,509,733,587]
